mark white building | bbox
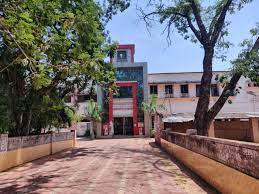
[148,71,259,116]
[68,70,259,137]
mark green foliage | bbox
[0,75,13,133]
[231,24,259,83]
[65,107,81,125]
[139,0,257,134]
[0,0,128,135]
[217,24,259,98]
[27,95,80,135]
[102,0,130,23]
[150,128,155,138]
[86,99,102,122]
[142,94,165,115]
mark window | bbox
[150,85,158,95]
[116,66,145,122]
[114,86,133,98]
[180,84,189,94]
[77,94,90,103]
[196,84,201,97]
[211,84,219,96]
[117,50,127,62]
[165,85,173,94]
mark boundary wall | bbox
[0,131,75,172]
[157,131,259,194]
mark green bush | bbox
[150,128,155,138]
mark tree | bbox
[139,0,259,135]
[85,99,102,138]
[142,94,165,136]
[208,32,259,124]
[142,94,165,116]
[0,0,129,136]
[0,73,13,133]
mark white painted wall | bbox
[77,122,91,136]
[148,72,259,115]
[113,98,133,117]
[113,49,132,64]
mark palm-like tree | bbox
[142,94,165,115]
[142,94,165,136]
[85,99,101,139]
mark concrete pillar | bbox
[90,121,95,139]
[208,121,215,137]
[96,122,102,138]
[145,114,151,137]
[50,132,53,154]
[251,118,259,143]
[96,86,103,109]
[70,122,77,147]
[0,134,8,152]
[108,89,114,136]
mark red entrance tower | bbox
[101,44,148,137]
[109,81,139,135]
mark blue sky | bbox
[106,0,259,73]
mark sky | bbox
[106,0,259,73]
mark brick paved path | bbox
[0,138,218,194]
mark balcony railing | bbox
[116,58,128,63]
[181,93,189,98]
[164,93,174,98]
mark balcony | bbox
[164,93,174,98]
[116,58,128,63]
[181,93,189,98]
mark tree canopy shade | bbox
[0,0,129,136]
[138,0,259,135]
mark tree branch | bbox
[208,73,241,120]
[210,0,233,46]
[188,0,208,42]
[138,6,203,44]
[185,16,202,43]
[208,36,259,120]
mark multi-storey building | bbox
[66,44,149,137]
[148,72,259,117]
[97,44,149,137]
[67,44,259,138]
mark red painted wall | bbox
[109,81,139,135]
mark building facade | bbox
[148,72,259,118]
[67,44,259,138]
[99,44,149,137]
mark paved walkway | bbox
[0,138,218,194]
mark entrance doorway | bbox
[114,117,134,135]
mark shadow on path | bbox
[0,138,220,194]
[0,174,60,194]
[118,141,220,194]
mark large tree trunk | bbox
[194,48,214,135]
[194,37,259,136]
[90,120,95,139]
[22,109,32,136]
